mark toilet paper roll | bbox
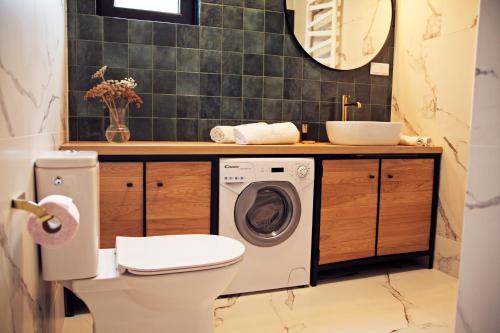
[27,195,80,248]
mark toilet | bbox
[34,151,245,333]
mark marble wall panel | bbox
[0,0,67,332]
[391,0,480,277]
[456,0,500,331]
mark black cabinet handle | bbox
[368,175,375,179]
[157,181,164,187]
[126,182,133,188]
[387,174,394,179]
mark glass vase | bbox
[105,107,130,143]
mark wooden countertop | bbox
[60,141,443,155]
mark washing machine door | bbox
[234,181,301,247]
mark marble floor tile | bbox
[63,268,458,333]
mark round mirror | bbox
[285,0,393,70]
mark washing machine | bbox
[219,158,314,295]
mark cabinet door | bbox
[100,162,143,249]
[320,160,379,264]
[146,162,211,236]
[377,159,434,255]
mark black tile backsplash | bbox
[68,0,394,141]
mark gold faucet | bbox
[341,95,362,121]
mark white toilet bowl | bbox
[65,234,245,333]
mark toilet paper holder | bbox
[11,193,60,233]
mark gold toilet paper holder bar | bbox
[11,193,61,233]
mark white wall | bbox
[456,0,500,331]
[0,0,67,332]
[391,0,480,277]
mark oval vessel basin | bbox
[326,121,403,146]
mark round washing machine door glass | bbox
[234,181,301,247]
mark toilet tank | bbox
[35,151,99,281]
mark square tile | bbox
[78,15,102,40]
[201,3,223,27]
[243,54,263,76]
[199,119,220,140]
[265,11,284,33]
[302,80,321,101]
[129,118,153,140]
[263,77,283,99]
[177,119,199,141]
[283,100,302,121]
[77,0,95,14]
[265,0,283,11]
[153,94,177,118]
[243,98,262,120]
[200,96,221,118]
[221,97,242,119]
[263,99,282,120]
[244,31,265,54]
[177,95,200,118]
[222,75,242,97]
[129,20,152,44]
[104,17,128,43]
[263,55,283,77]
[177,24,199,48]
[77,117,103,141]
[242,76,263,98]
[200,50,222,73]
[223,6,244,29]
[265,33,283,55]
[222,52,243,74]
[153,46,176,70]
[370,84,389,105]
[243,8,264,31]
[153,22,176,46]
[222,29,244,52]
[303,60,322,80]
[245,0,265,9]
[302,101,320,122]
[177,72,200,95]
[200,27,222,50]
[337,82,355,102]
[320,102,338,121]
[284,56,302,78]
[153,118,177,140]
[284,79,302,100]
[200,74,222,96]
[77,40,102,66]
[153,70,176,94]
[177,48,200,72]
[129,44,152,69]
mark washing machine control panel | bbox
[220,159,314,184]
[221,162,254,183]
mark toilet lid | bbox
[115,235,245,276]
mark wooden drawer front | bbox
[377,159,434,255]
[146,162,211,236]
[100,162,143,249]
[320,160,379,264]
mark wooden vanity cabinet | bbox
[146,162,211,236]
[377,159,434,255]
[319,158,435,266]
[99,162,144,248]
[320,160,379,264]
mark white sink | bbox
[326,121,403,146]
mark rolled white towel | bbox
[210,122,267,143]
[399,135,432,147]
[234,122,300,145]
[210,126,235,143]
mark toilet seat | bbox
[116,234,245,275]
